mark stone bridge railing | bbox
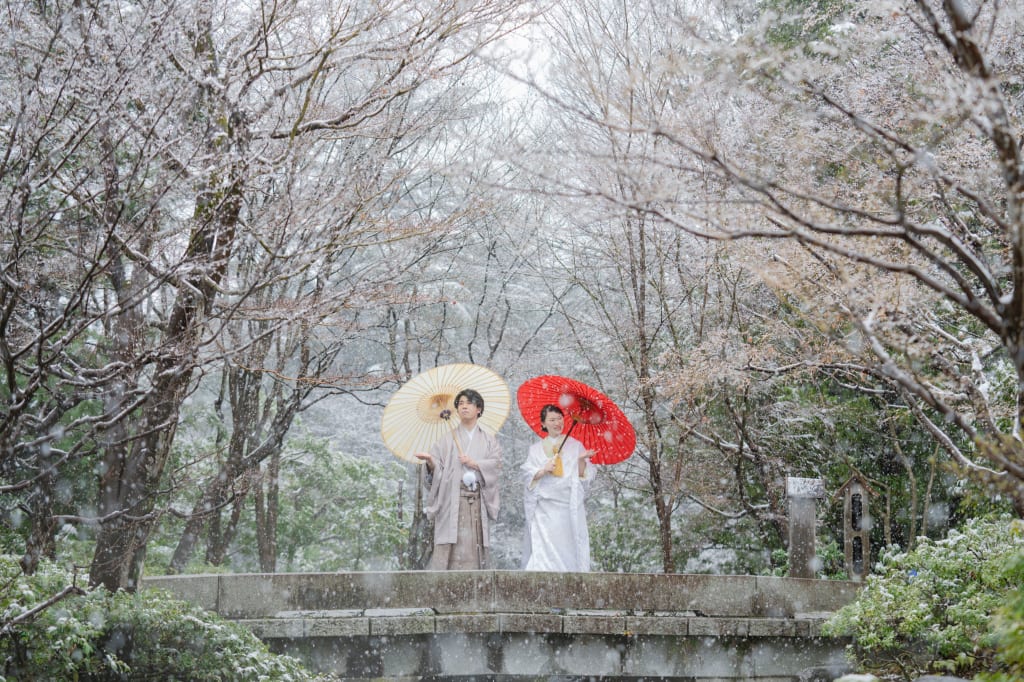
[144,571,861,680]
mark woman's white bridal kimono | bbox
[521,434,596,571]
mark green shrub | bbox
[0,556,331,681]
[822,516,1023,678]
[978,550,1024,681]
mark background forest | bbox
[2,0,1023,632]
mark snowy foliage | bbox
[823,516,1024,678]
[0,556,330,680]
[978,550,1024,681]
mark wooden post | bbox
[840,478,873,581]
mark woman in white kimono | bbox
[521,404,596,571]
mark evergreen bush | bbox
[977,550,1024,681]
[822,516,1023,679]
[0,556,330,681]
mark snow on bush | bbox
[823,515,1024,678]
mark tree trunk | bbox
[642,385,675,573]
[89,167,242,591]
[207,488,246,566]
[404,465,433,569]
[256,452,280,573]
[168,479,229,574]
[89,374,191,591]
[20,470,57,575]
[654,492,675,573]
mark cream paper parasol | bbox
[381,363,510,463]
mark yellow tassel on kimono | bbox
[542,438,564,477]
[551,452,564,477]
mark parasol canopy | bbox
[517,375,636,465]
[381,363,510,463]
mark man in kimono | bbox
[414,389,502,569]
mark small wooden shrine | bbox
[834,474,877,581]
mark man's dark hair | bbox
[455,389,485,416]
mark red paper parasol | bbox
[516,375,636,465]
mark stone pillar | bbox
[786,477,825,579]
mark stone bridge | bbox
[143,570,860,681]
